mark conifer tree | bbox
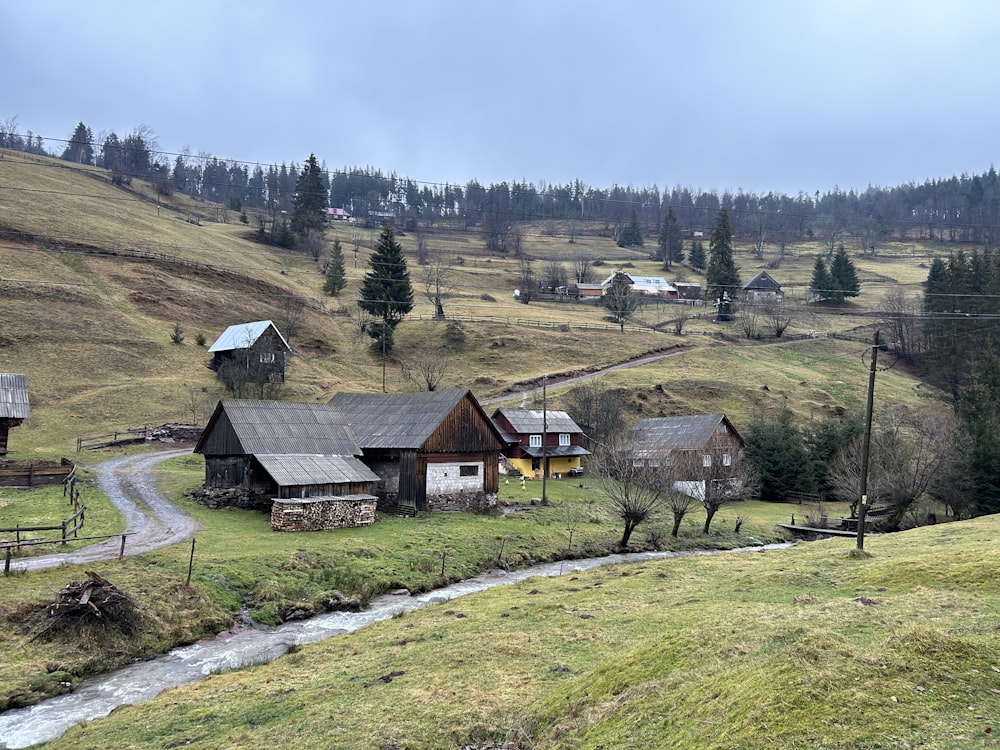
[291,154,327,238]
[688,239,706,270]
[706,209,740,300]
[659,207,683,270]
[618,209,644,248]
[830,245,860,300]
[810,256,834,301]
[324,238,347,296]
[359,224,414,350]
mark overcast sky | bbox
[3,0,999,197]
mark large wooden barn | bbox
[194,400,380,529]
[328,389,507,515]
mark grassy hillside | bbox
[0,149,951,458]
[39,512,1000,750]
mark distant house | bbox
[329,389,507,515]
[491,408,590,479]
[207,320,292,384]
[574,283,606,299]
[674,281,703,302]
[0,374,30,457]
[600,272,676,298]
[742,271,784,303]
[194,400,380,530]
[631,414,745,500]
[324,207,352,222]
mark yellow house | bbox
[491,408,590,479]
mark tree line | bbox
[6,116,1000,249]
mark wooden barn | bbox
[0,374,30,457]
[207,320,292,384]
[631,413,745,501]
[328,389,507,515]
[194,400,380,529]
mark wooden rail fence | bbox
[76,426,151,452]
[0,458,75,487]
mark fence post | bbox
[186,538,196,586]
[119,534,126,560]
[61,520,67,544]
[15,525,20,549]
[4,548,9,576]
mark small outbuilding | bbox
[0,374,30,457]
[741,271,784,303]
[208,320,292,384]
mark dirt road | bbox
[12,449,200,573]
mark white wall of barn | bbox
[426,462,484,494]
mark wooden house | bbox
[207,320,292,383]
[194,400,380,529]
[631,414,745,500]
[741,271,784,303]
[491,408,590,479]
[600,272,677,298]
[0,374,30,457]
[328,389,507,515]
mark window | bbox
[702,454,712,468]
[459,465,479,477]
[723,453,732,467]
[529,434,542,448]
[259,352,275,364]
[559,433,570,446]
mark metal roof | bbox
[521,445,591,458]
[632,414,741,452]
[201,400,362,456]
[742,271,782,291]
[493,409,584,435]
[329,389,482,450]
[208,320,291,353]
[0,374,30,420]
[254,454,379,487]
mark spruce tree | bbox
[706,209,740,301]
[659,207,683,270]
[618,209,644,248]
[830,245,860,300]
[323,238,347,296]
[291,154,327,238]
[810,256,834,301]
[359,224,414,349]
[688,239,706,270]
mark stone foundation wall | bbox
[428,491,498,513]
[188,486,270,511]
[271,495,378,531]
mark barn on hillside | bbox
[207,320,292,384]
[0,374,30,457]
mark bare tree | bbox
[672,307,690,336]
[739,302,761,339]
[515,257,535,304]
[880,287,921,363]
[300,228,326,262]
[279,296,307,343]
[604,273,638,333]
[661,484,700,537]
[571,253,594,284]
[595,437,663,549]
[563,381,628,446]
[828,407,962,530]
[762,300,793,338]
[422,251,455,318]
[399,351,450,391]
[541,258,568,290]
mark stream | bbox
[0,542,792,749]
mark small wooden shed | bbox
[207,320,292,383]
[0,374,30,457]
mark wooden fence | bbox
[76,426,151,452]
[0,458,75,487]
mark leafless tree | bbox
[880,287,921,363]
[399,351,450,391]
[660,483,700,537]
[828,407,962,530]
[422,251,455,318]
[300,228,326,262]
[515,257,535,304]
[571,253,594,284]
[762,300,793,338]
[415,226,430,265]
[563,381,628,446]
[672,306,690,336]
[509,228,524,258]
[541,258,567,290]
[279,296,307,343]
[594,437,663,549]
[739,302,761,339]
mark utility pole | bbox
[856,330,880,551]
[541,375,548,503]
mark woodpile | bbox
[40,571,139,637]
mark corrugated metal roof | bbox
[521,445,591,458]
[213,400,362,455]
[255,454,379,487]
[493,409,584,435]
[742,271,782,290]
[632,414,735,452]
[329,389,470,449]
[208,320,291,353]
[0,374,30,420]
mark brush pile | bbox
[43,571,139,635]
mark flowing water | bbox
[0,543,792,748]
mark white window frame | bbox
[702,454,712,468]
[529,434,542,448]
[723,453,732,467]
[559,433,570,446]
